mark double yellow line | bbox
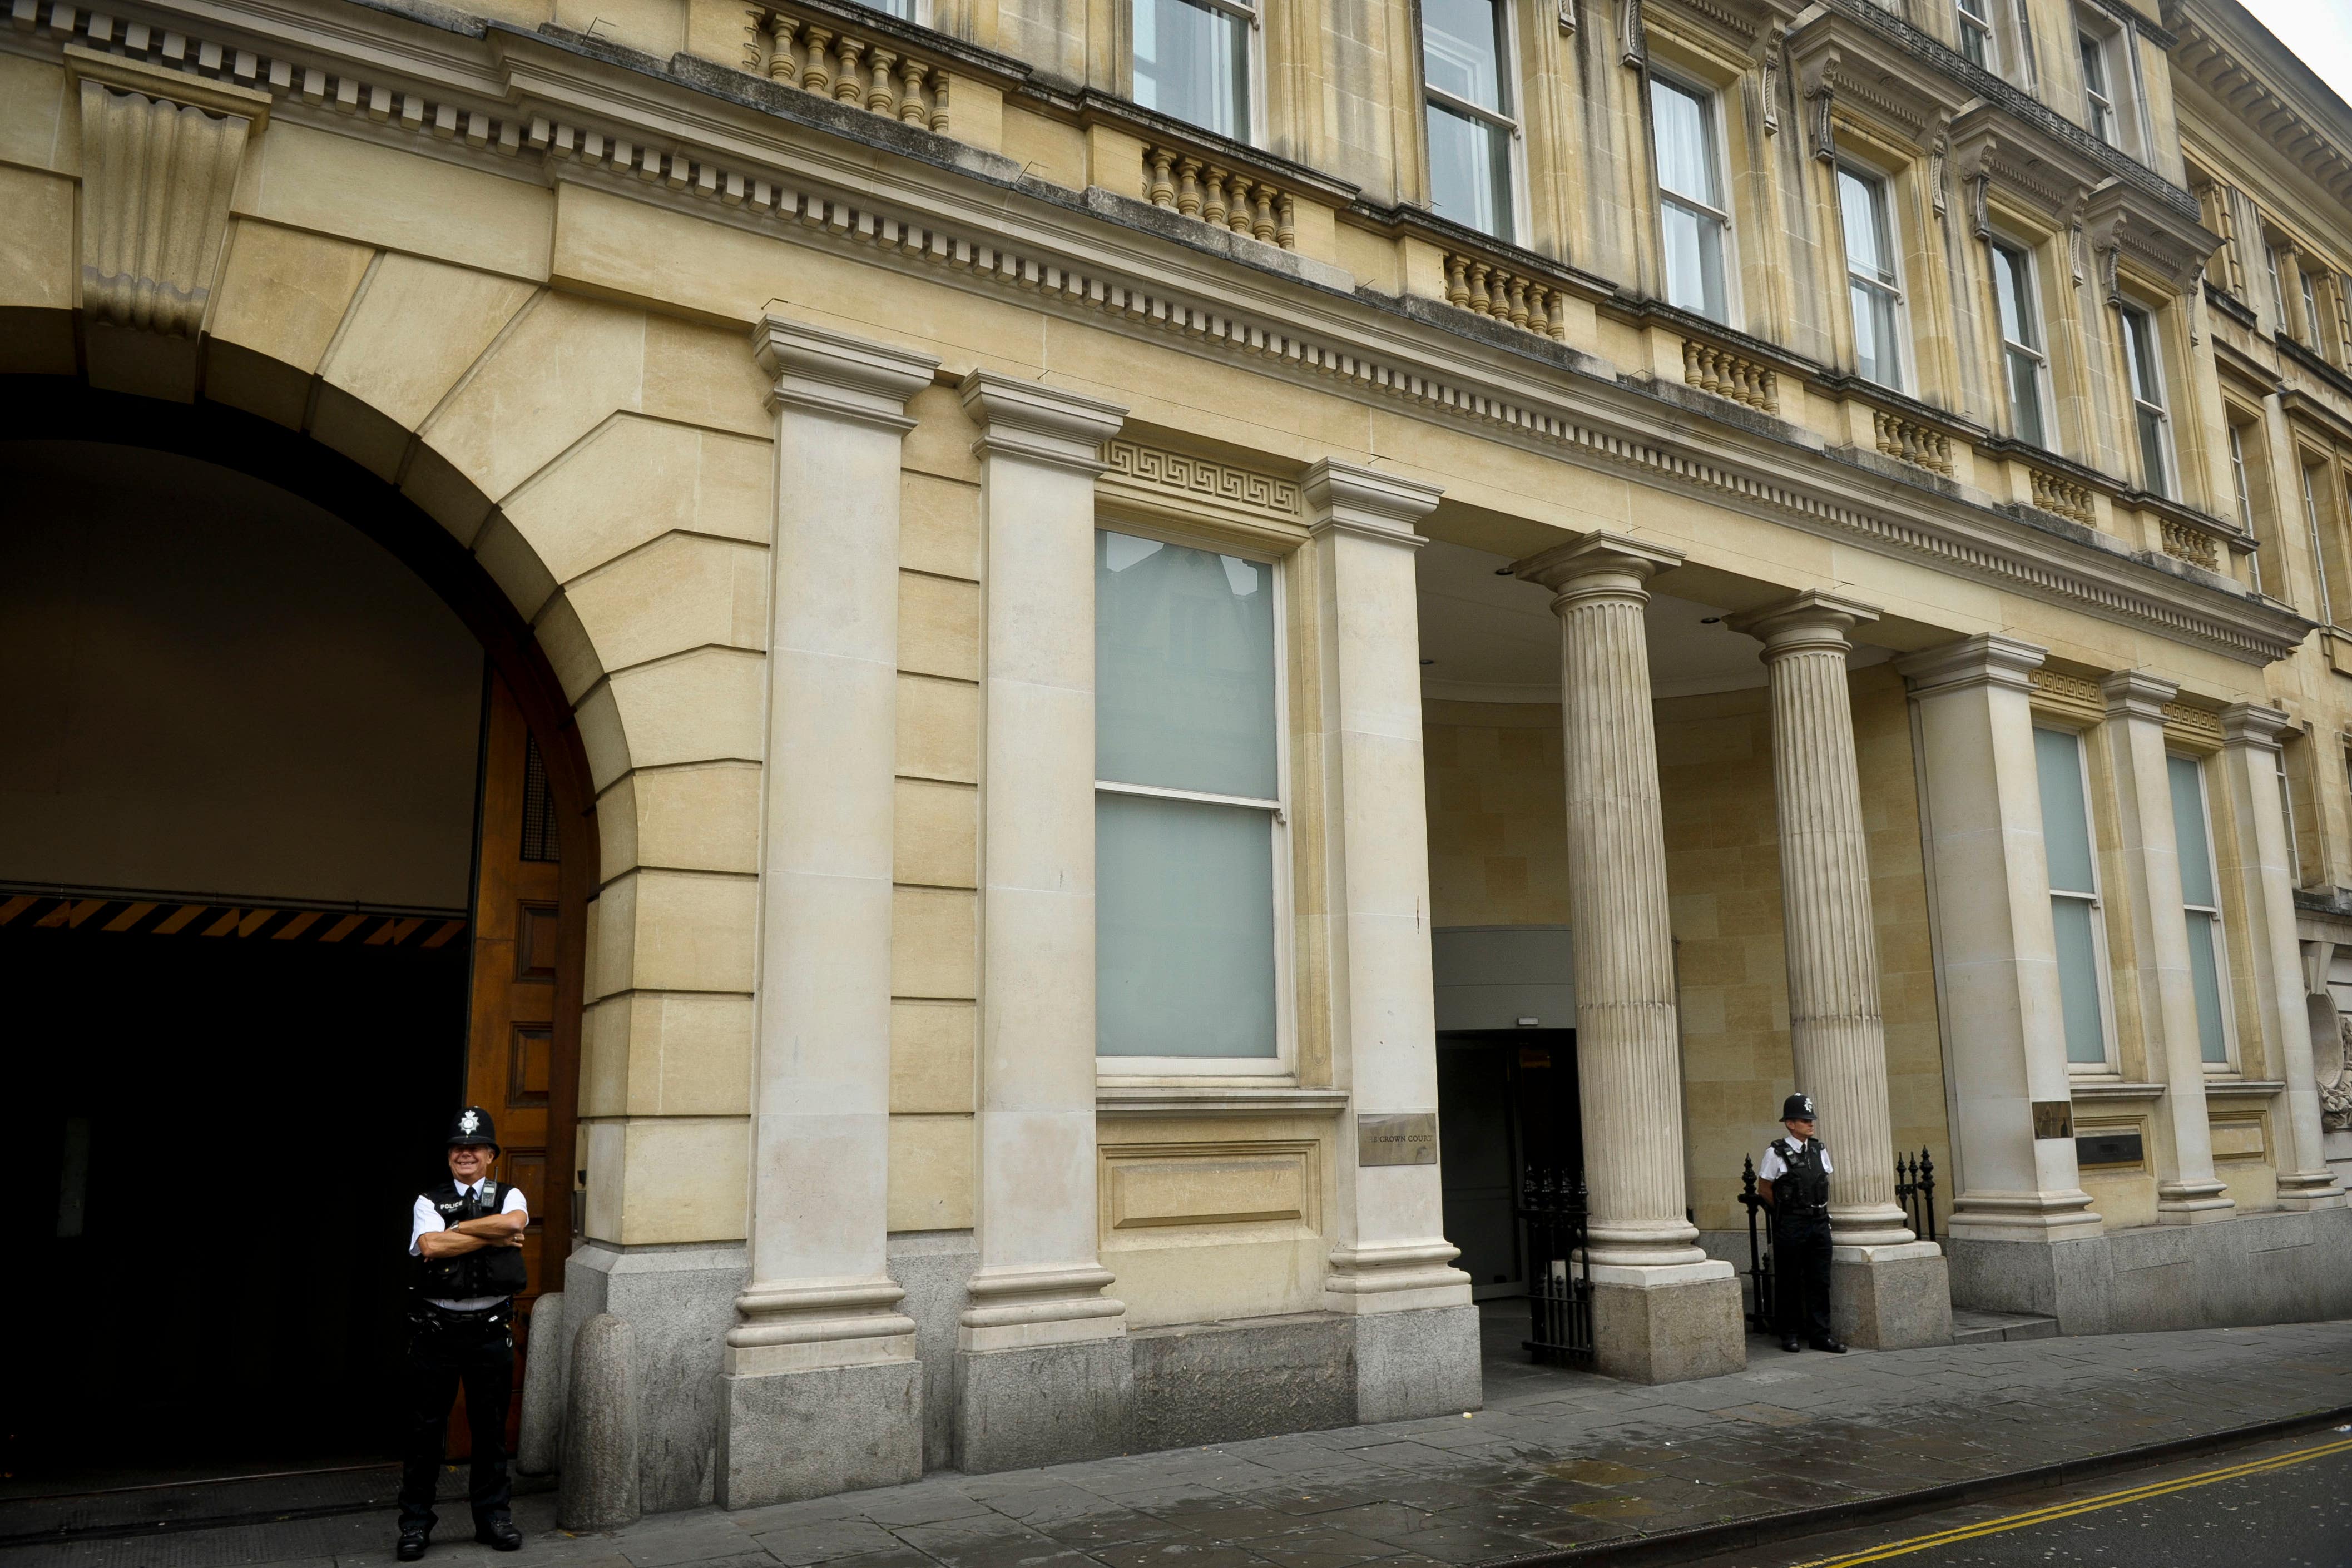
[1787,1432,2352,1566]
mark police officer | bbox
[398,1107,529,1560]
[1757,1092,1846,1356]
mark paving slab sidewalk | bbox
[22,1309,2352,1568]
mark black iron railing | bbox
[1737,1155,1776,1334]
[1519,1168,1593,1364]
[1895,1147,1939,1243]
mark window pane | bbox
[2051,896,2109,1065]
[1097,530,1277,798]
[2168,754,2215,907]
[2035,727,2097,894]
[1135,0,1247,138]
[2137,407,2170,498]
[1994,245,2038,348]
[1839,169,1887,277]
[1422,0,1506,113]
[869,0,915,16]
[1851,281,1901,389]
[1649,78,1717,207]
[2123,309,2163,405]
[2008,348,2045,447]
[1097,792,1277,1058]
[1426,102,1513,237]
[2184,911,2228,1064]
[1661,202,1727,322]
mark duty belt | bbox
[410,1298,514,1333]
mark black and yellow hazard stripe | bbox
[0,889,468,948]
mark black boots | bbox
[395,1525,431,1561]
[1781,1335,1803,1353]
[1810,1337,1849,1353]
[474,1514,524,1552]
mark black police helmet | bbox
[447,1105,501,1153]
[1781,1092,1816,1123]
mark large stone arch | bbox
[3,271,771,1261]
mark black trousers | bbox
[1772,1214,1834,1344]
[399,1304,515,1530]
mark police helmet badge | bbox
[459,1109,481,1135]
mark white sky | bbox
[2235,0,2352,110]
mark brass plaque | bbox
[2032,1101,2075,1140]
[1358,1113,1439,1167]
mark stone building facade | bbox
[6,0,2352,1514]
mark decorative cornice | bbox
[2219,701,2294,749]
[1099,440,1304,525]
[6,0,2307,666]
[750,314,939,429]
[1896,634,2048,697]
[957,370,1127,473]
[2029,667,2106,722]
[1303,459,1441,547]
[2100,668,2181,722]
[2161,699,2225,747]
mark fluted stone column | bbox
[2100,672,2233,1226]
[956,370,1131,1472]
[1303,461,1480,1422]
[1898,637,2104,1329]
[2217,705,2348,1210]
[719,318,939,1506]
[1728,592,1948,1349]
[1516,533,1743,1385]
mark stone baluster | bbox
[798,26,831,96]
[765,14,796,83]
[1514,533,1744,1384]
[865,49,897,116]
[833,36,864,103]
[897,58,928,125]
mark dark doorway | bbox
[0,914,468,1485]
[1435,1029,1582,1296]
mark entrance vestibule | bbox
[0,405,590,1493]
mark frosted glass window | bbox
[1651,77,1730,324]
[1840,166,1904,390]
[1096,529,1283,1061]
[1422,0,1516,239]
[2167,754,2229,1065]
[2036,727,2110,1065]
[1097,793,1277,1057]
[1097,532,1276,798]
[1135,0,1250,140]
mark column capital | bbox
[957,369,1126,472]
[1512,531,1684,601]
[1894,633,2047,697]
[1303,459,1440,548]
[2098,668,2182,723]
[1724,588,1881,658]
[751,315,939,430]
[2219,702,2294,750]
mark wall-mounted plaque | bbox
[1358,1112,1439,1167]
[2075,1131,2144,1167]
[2032,1101,2075,1140]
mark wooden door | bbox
[454,670,571,1453]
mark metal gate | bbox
[1518,1168,1593,1363]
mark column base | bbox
[1355,1303,1482,1423]
[2276,1172,2350,1211]
[1829,1242,1953,1349]
[1587,1261,1745,1385]
[955,1337,1132,1474]
[1944,1234,2115,1334]
[717,1359,923,1507]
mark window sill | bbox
[2068,1078,2165,1103]
[2201,1078,2288,1100]
[1096,1084,1349,1118]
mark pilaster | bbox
[957,370,1132,1472]
[1303,460,1480,1415]
[2218,704,2348,1210]
[720,316,939,1507]
[2099,671,2232,1225]
[1898,636,2103,1246]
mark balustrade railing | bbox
[1142,147,1297,250]
[759,8,950,133]
[1443,254,1568,343]
[1682,339,1781,414]
[2161,518,2221,569]
[2029,467,2096,527]
[1871,408,1955,475]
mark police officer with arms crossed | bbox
[1756,1092,1846,1356]
[398,1106,528,1560]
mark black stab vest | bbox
[416,1179,529,1300]
[1771,1138,1830,1218]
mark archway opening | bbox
[1,380,593,1501]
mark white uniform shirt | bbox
[1756,1139,1833,1183]
[409,1182,528,1311]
